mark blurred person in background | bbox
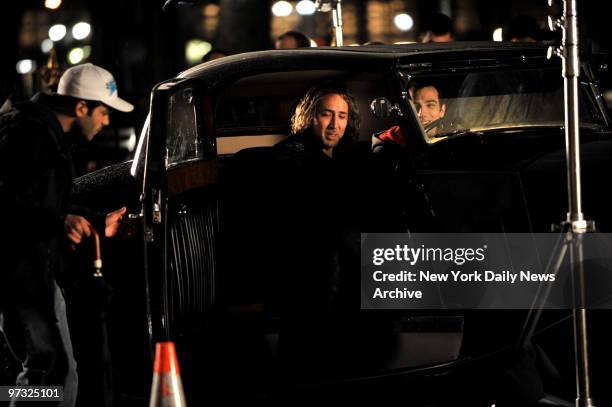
[202,48,229,62]
[275,30,315,49]
[504,15,542,42]
[420,12,454,43]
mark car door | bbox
[140,78,218,346]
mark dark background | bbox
[2,0,611,120]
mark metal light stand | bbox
[546,0,596,405]
[315,0,343,46]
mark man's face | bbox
[412,86,446,132]
[429,32,453,42]
[276,36,299,50]
[311,93,349,156]
[74,103,110,141]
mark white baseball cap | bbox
[57,63,134,112]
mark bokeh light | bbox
[16,59,35,74]
[272,1,292,17]
[185,39,212,64]
[493,28,503,42]
[68,47,85,64]
[45,0,62,10]
[49,24,67,42]
[41,38,54,53]
[296,0,316,15]
[394,13,414,32]
[72,22,91,40]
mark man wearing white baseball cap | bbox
[58,63,134,113]
[0,63,132,407]
[55,63,134,141]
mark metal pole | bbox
[563,0,584,225]
[558,0,595,405]
[564,75,582,221]
[332,1,343,46]
[315,0,343,46]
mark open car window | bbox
[404,67,608,143]
[214,70,398,155]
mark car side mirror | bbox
[370,97,403,118]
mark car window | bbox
[213,70,397,155]
[405,68,607,143]
[216,96,297,129]
[214,91,297,155]
[166,87,215,166]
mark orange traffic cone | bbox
[149,341,187,407]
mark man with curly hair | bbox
[271,82,361,306]
[269,83,363,378]
[276,82,360,158]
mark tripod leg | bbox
[517,233,566,350]
[570,236,595,407]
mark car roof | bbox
[177,41,550,81]
[318,41,546,54]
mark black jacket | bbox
[0,93,103,311]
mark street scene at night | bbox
[3,0,612,406]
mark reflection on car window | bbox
[406,68,606,142]
[166,88,213,166]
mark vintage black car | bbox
[71,42,612,406]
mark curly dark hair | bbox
[291,82,361,141]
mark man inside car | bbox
[269,82,414,382]
[225,82,362,312]
[373,80,447,151]
[411,82,447,136]
[275,82,360,158]
[268,83,365,377]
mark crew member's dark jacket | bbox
[0,93,102,312]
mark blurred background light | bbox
[16,59,36,75]
[121,128,138,152]
[272,1,292,17]
[394,13,414,32]
[296,0,316,15]
[41,38,54,53]
[72,22,91,40]
[44,0,62,10]
[68,47,85,64]
[82,45,92,59]
[185,39,212,64]
[49,24,66,42]
[493,27,503,41]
